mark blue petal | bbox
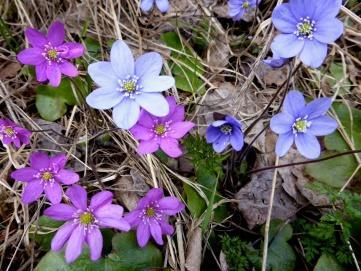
[140,0,154,12]
[275,131,294,157]
[86,88,123,110]
[271,34,305,58]
[155,0,169,13]
[307,115,338,136]
[314,18,344,44]
[295,133,320,159]
[135,93,169,117]
[212,135,229,153]
[272,3,298,33]
[270,112,294,134]
[88,61,118,89]
[301,97,332,119]
[283,90,305,117]
[206,126,222,143]
[135,52,163,80]
[212,120,227,127]
[141,76,174,92]
[225,115,242,129]
[313,0,342,20]
[230,128,244,151]
[289,0,317,20]
[110,40,134,78]
[112,99,140,129]
[299,40,328,68]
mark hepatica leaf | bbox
[314,253,345,271]
[326,63,351,95]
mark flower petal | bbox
[314,18,344,44]
[66,185,87,211]
[46,63,62,87]
[212,135,229,153]
[145,188,164,202]
[307,115,338,136]
[50,153,67,168]
[22,180,44,204]
[90,191,113,210]
[301,97,332,119]
[17,48,44,65]
[140,76,174,93]
[137,139,160,155]
[86,87,123,110]
[149,219,163,245]
[130,125,154,140]
[51,222,77,251]
[270,112,294,134]
[47,21,65,46]
[206,126,222,143]
[59,61,78,77]
[56,169,79,185]
[158,196,184,215]
[299,40,328,68]
[11,168,38,182]
[295,133,321,159]
[135,52,162,79]
[140,0,154,12]
[155,0,170,13]
[160,137,183,158]
[112,99,140,129]
[30,152,50,169]
[169,121,194,139]
[230,128,244,151]
[166,103,184,123]
[136,222,150,247]
[289,0,317,20]
[65,225,85,263]
[94,204,124,219]
[88,61,119,89]
[124,210,142,227]
[98,217,130,231]
[275,131,294,157]
[60,42,85,59]
[283,90,305,117]
[45,182,63,204]
[44,203,77,221]
[136,93,169,117]
[137,110,156,128]
[271,34,304,58]
[25,28,47,47]
[160,220,174,235]
[272,3,298,33]
[313,0,342,20]
[86,227,103,261]
[35,62,47,82]
[110,40,134,78]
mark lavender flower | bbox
[44,185,130,263]
[141,0,169,13]
[0,118,31,149]
[271,0,344,68]
[228,0,259,21]
[263,51,288,68]
[270,90,338,159]
[130,96,194,158]
[17,21,84,87]
[11,152,79,204]
[86,40,174,129]
[125,188,184,247]
[206,115,244,153]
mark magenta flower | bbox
[0,118,31,149]
[44,185,130,263]
[11,152,79,204]
[130,96,194,158]
[125,188,184,247]
[17,21,84,87]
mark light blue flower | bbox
[141,0,170,13]
[86,40,174,129]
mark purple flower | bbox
[271,0,344,68]
[130,96,194,158]
[17,21,84,87]
[141,0,169,13]
[124,188,184,247]
[44,185,130,263]
[11,152,79,204]
[86,40,174,129]
[0,118,31,149]
[263,51,288,68]
[206,115,244,153]
[270,90,338,159]
[228,0,259,21]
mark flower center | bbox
[242,1,250,9]
[154,124,166,135]
[41,171,53,181]
[42,43,62,64]
[294,17,316,40]
[47,49,58,60]
[146,207,156,217]
[3,126,16,136]
[117,75,142,99]
[79,212,95,225]
[292,117,311,134]
[220,124,233,135]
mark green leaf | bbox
[314,253,345,271]
[84,37,101,59]
[326,63,351,95]
[183,183,206,218]
[31,216,64,251]
[160,32,204,93]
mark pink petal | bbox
[86,227,103,261]
[50,153,67,169]
[160,220,174,235]
[56,169,79,185]
[158,196,185,215]
[44,182,63,204]
[149,219,163,245]
[136,222,150,247]
[137,139,160,155]
[145,188,164,202]
[17,48,44,65]
[65,225,85,263]
[25,28,47,47]
[51,222,77,251]
[46,63,61,87]
[94,204,124,219]
[47,21,65,46]
[129,125,154,140]
[30,151,50,169]
[60,42,84,59]
[22,180,44,204]
[66,185,87,211]
[169,121,194,139]
[124,210,142,227]
[11,167,37,182]
[160,138,182,158]
[137,110,156,128]
[44,203,77,221]
[35,62,47,82]
[169,105,185,123]
[59,61,78,77]
[98,217,130,231]
[89,191,113,210]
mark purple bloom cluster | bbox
[44,185,130,263]
[17,21,84,87]
[0,118,31,149]
[271,0,344,68]
[270,90,338,159]
[228,0,259,21]
[141,0,169,13]
[130,96,194,158]
[125,188,184,247]
[206,115,244,153]
[11,152,79,204]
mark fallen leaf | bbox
[0,61,21,80]
[207,38,229,69]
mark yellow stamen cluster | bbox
[146,207,155,217]
[42,171,53,181]
[123,81,136,92]
[155,124,166,135]
[79,212,94,225]
[47,49,58,60]
[242,1,250,9]
[4,127,15,136]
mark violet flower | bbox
[0,118,31,149]
[271,0,344,68]
[44,185,130,263]
[270,90,338,159]
[130,96,194,158]
[124,188,184,247]
[141,0,169,13]
[206,115,244,153]
[228,0,259,21]
[86,40,174,129]
[17,21,84,87]
[11,152,79,204]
